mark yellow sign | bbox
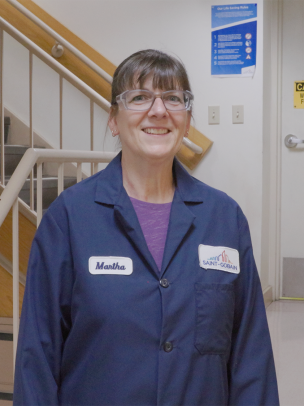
[294,81,304,108]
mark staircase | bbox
[0,119,79,404]
[2,141,77,213]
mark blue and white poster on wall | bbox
[211,4,257,77]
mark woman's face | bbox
[109,75,191,164]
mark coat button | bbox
[163,341,173,352]
[160,278,169,288]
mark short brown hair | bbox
[111,49,192,114]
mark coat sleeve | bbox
[228,207,280,405]
[13,202,73,406]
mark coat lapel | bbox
[114,190,159,275]
[95,153,159,276]
[160,160,204,275]
[160,189,196,275]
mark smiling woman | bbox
[13,50,279,406]
[108,50,193,203]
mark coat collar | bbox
[95,151,204,206]
[94,152,203,277]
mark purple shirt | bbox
[130,197,172,272]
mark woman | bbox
[14,50,279,405]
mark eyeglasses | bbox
[115,89,194,111]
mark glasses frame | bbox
[115,89,194,112]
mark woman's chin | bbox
[140,144,179,161]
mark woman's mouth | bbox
[143,128,170,135]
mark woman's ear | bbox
[108,109,120,137]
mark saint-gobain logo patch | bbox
[89,257,133,275]
[198,245,240,274]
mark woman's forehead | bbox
[130,73,182,91]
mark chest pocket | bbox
[194,283,235,355]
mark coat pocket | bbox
[194,283,235,355]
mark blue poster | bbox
[211,4,257,77]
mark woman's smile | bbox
[142,127,170,135]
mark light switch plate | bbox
[232,105,244,124]
[208,106,220,125]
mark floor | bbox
[267,300,304,406]
[0,300,303,405]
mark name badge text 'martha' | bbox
[89,256,133,275]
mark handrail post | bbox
[37,162,43,226]
[59,76,63,149]
[77,162,82,183]
[58,163,64,195]
[29,51,34,210]
[90,99,94,175]
[13,197,19,370]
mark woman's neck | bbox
[121,153,175,203]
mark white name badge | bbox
[89,256,133,275]
[198,244,240,274]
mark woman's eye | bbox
[165,95,182,103]
[128,94,151,104]
[133,95,147,101]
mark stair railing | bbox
[0,147,116,370]
[6,0,113,84]
[0,17,111,207]
[4,0,203,156]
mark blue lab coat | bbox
[14,152,279,406]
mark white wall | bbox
[10,0,266,285]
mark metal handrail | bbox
[3,1,203,155]
[6,0,113,84]
[0,149,116,227]
[0,148,116,367]
[182,137,202,154]
[0,17,110,113]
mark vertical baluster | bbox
[29,51,34,210]
[94,162,98,175]
[0,28,4,186]
[58,163,64,195]
[77,162,82,183]
[60,76,63,149]
[59,76,63,199]
[37,162,43,226]
[12,198,19,370]
[90,99,94,175]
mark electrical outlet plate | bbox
[208,106,220,125]
[232,105,244,124]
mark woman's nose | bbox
[148,96,167,117]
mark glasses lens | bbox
[162,91,190,111]
[119,90,193,111]
[124,90,153,111]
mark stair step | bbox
[0,340,13,400]
[1,145,29,177]
[0,334,12,342]
[2,116,11,144]
[0,319,12,335]
[18,176,77,210]
[0,393,13,403]
[2,145,79,210]
[0,145,44,177]
[0,320,13,402]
